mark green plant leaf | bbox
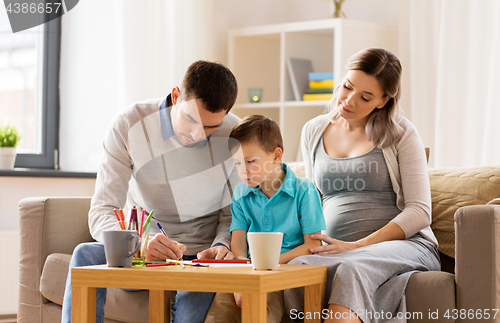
[0,122,22,147]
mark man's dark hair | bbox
[229,115,284,154]
[182,60,238,113]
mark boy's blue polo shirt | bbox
[230,163,326,255]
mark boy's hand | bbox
[233,293,243,308]
[146,233,186,261]
[234,256,250,261]
[197,245,232,260]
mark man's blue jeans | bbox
[61,242,215,323]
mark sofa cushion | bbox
[487,198,500,205]
[40,253,72,305]
[429,166,500,258]
[405,271,456,323]
[40,253,151,323]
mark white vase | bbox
[0,147,17,169]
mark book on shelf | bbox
[308,72,334,81]
[286,58,314,101]
[309,79,334,89]
[306,88,333,94]
[303,93,333,101]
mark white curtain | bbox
[59,0,214,172]
[401,0,500,167]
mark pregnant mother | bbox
[285,48,440,323]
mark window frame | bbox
[14,17,60,169]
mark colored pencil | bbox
[133,207,139,231]
[140,210,145,237]
[113,209,125,229]
[166,259,208,267]
[192,259,250,264]
[128,207,134,230]
[146,262,176,267]
[142,209,155,233]
[157,222,169,239]
[119,209,125,222]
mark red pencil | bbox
[113,209,124,229]
[146,262,176,267]
[119,209,125,222]
[192,259,250,264]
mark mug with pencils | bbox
[114,207,153,267]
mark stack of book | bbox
[303,72,334,101]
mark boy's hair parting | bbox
[181,60,238,113]
[229,115,284,154]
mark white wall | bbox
[0,177,95,231]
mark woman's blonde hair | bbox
[329,48,403,148]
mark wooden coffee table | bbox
[71,264,326,323]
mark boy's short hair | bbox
[182,60,238,113]
[229,115,284,154]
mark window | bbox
[0,12,60,169]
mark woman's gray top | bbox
[314,137,401,242]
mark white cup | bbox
[247,232,283,270]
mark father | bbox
[61,60,240,323]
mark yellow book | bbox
[309,79,334,89]
[303,93,333,101]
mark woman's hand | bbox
[309,234,360,255]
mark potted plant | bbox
[0,122,22,169]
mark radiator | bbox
[0,232,20,315]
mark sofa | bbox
[18,164,500,323]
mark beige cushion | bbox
[40,253,150,323]
[405,271,456,323]
[487,198,500,205]
[40,253,72,305]
[429,166,500,258]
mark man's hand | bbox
[146,233,186,261]
[197,245,234,260]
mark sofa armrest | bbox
[455,205,500,321]
[18,197,94,323]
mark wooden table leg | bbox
[71,286,96,323]
[149,290,170,323]
[242,292,267,323]
[304,282,326,323]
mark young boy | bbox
[205,115,326,323]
